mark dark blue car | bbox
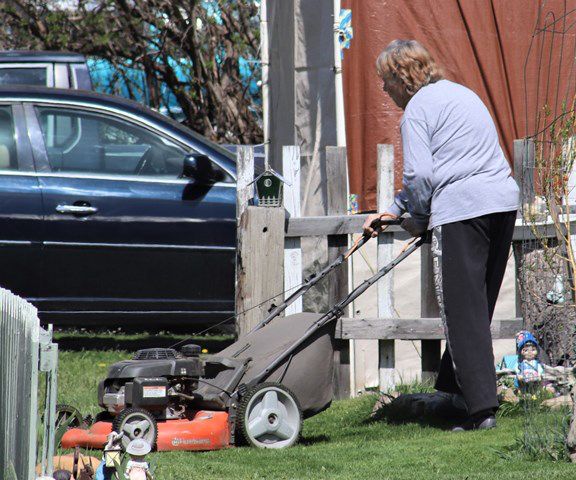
[0,86,236,329]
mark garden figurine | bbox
[95,431,123,480]
[515,330,544,387]
[124,439,152,480]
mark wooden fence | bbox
[235,140,549,398]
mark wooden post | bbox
[236,146,254,223]
[236,207,285,336]
[420,123,441,380]
[326,146,351,399]
[283,146,303,315]
[513,138,535,207]
[512,139,532,319]
[421,247,441,382]
[512,238,525,321]
[235,146,285,337]
[326,151,350,307]
[236,145,254,337]
[377,144,396,392]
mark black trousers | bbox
[431,210,516,416]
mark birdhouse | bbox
[255,170,285,207]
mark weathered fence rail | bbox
[335,318,524,340]
[286,216,576,241]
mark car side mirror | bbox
[181,154,222,183]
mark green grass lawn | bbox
[56,348,576,480]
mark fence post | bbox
[421,248,441,382]
[377,144,396,391]
[514,138,535,208]
[512,138,533,318]
[420,132,441,380]
[235,145,253,337]
[236,146,254,222]
[326,146,351,399]
[283,146,303,315]
[39,327,58,476]
[235,146,285,337]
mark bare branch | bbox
[0,0,262,143]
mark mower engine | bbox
[98,345,204,421]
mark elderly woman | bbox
[363,40,519,430]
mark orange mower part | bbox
[61,410,231,452]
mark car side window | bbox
[0,67,48,86]
[0,106,18,171]
[35,107,192,178]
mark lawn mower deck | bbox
[60,222,424,452]
[62,411,231,451]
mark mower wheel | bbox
[236,382,302,449]
[93,410,113,424]
[55,404,84,430]
[112,407,158,450]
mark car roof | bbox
[0,85,235,162]
[0,51,87,63]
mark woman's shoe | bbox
[451,415,496,432]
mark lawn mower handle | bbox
[243,232,428,389]
[371,216,403,226]
[247,216,402,334]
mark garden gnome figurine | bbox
[124,439,152,480]
[96,431,123,480]
[515,330,544,386]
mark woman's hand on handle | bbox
[362,212,397,238]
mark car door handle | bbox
[55,204,98,215]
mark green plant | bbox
[498,410,571,461]
[390,378,436,395]
[55,337,576,479]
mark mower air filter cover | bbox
[133,348,178,360]
[126,377,169,408]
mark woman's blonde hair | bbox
[376,40,444,96]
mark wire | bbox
[195,378,233,398]
[358,246,376,275]
[169,280,308,349]
[170,225,401,350]
[171,230,391,348]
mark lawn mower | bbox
[61,219,425,451]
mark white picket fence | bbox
[0,288,58,480]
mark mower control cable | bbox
[169,216,401,349]
[242,232,429,389]
[168,285,307,349]
[246,216,402,334]
[195,378,234,398]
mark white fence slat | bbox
[377,144,396,392]
[283,146,303,315]
[236,145,255,223]
[0,288,44,480]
